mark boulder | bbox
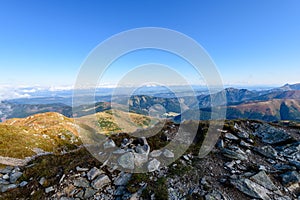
[250,171,280,193]
[9,171,22,183]
[114,172,132,186]
[91,174,111,189]
[133,153,148,167]
[103,139,116,149]
[230,178,271,200]
[0,184,17,193]
[84,187,97,199]
[87,167,102,181]
[225,133,239,141]
[149,150,162,157]
[163,149,174,158]
[280,171,300,186]
[73,178,90,188]
[254,145,278,159]
[221,147,247,160]
[147,159,160,172]
[45,186,55,193]
[255,124,293,144]
[118,152,135,170]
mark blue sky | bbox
[0,0,300,87]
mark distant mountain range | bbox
[1,83,300,122]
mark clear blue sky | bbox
[0,0,299,87]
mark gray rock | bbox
[45,186,55,193]
[255,124,293,144]
[200,176,211,190]
[134,153,148,167]
[280,171,300,186]
[250,171,280,192]
[240,140,252,148]
[76,166,89,172]
[221,147,247,160]
[87,167,102,181]
[289,160,300,170]
[216,139,225,148]
[147,159,160,172]
[2,174,9,180]
[275,142,300,154]
[224,161,236,170]
[118,152,135,170]
[59,197,74,200]
[163,149,174,158]
[225,133,239,141]
[9,171,22,183]
[205,190,225,200]
[75,190,84,198]
[246,138,254,144]
[114,172,132,186]
[0,179,9,185]
[275,196,292,200]
[230,178,271,200]
[183,155,190,161]
[103,139,116,149]
[274,164,296,172]
[122,138,129,145]
[135,145,148,154]
[254,145,278,159]
[149,150,162,157]
[141,137,150,155]
[91,174,111,189]
[267,159,276,164]
[0,166,13,174]
[113,149,127,154]
[0,184,17,193]
[39,177,46,186]
[73,178,90,188]
[114,186,126,196]
[259,165,267,171]
[19,181,28,187]
[237,131,250,139]
[84,187,97,198]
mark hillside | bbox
[0,110,156,160]
[1,120,300,199]
[77,109,157,135]
[0,112,80,159]
[227,99,300,121]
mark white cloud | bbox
[0,86,31,100]
[21,88,37,93]
[49,85,74,91]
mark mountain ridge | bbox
[1,83,300,122]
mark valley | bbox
[0,83,300,199]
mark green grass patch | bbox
[127,173,168,200]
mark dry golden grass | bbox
[77,109,157,134]
[0,110,157,159]
[0,112,81,159]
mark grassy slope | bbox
[0,110,156,159]
[0,112,81,159]
[228,99,300,121]
[77,109,156,134]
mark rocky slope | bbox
[1,120,300,199]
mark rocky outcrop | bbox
[1,120,300,199]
